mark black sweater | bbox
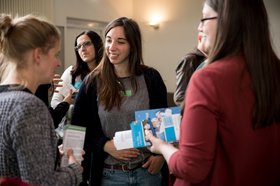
[71,67,168,186]
[35,84,69,128]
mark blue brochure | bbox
[131,106,181,148]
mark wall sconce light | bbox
[148,15,161,30]
[149,22,160,30]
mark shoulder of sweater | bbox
[205,55,245,72]
[143,67,160,76]
[9,91,47,111]
[4,91,51,128]
[194,55,246,83]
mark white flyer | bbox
[60,125,86,167]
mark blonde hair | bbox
[0,14,60,68]
[0,54,7,82]
[0,14,60,85]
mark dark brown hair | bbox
[206,0,280,128]
[86,17,147,111]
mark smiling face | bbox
[197,3,218,56]
[105,26,130,67]
[197,32,207,56]
[76,34,96,63]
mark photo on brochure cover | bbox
[131,106,182,148]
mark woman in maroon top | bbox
[146,0,280,185]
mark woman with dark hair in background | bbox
[51,30,104,136]
[145,0,280,185]
[173,33,207,106]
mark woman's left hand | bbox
[104,140,140,161]
[142,155,165,174]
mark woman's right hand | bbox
[104,140,140,161]
[144,124,166,155]
[67,149,79,165]
[59,145,83,165]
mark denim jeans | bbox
[101,167,162,186]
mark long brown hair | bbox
[86,17,147,111]
[206,0,280,128]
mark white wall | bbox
[134,0,204,92]
[53,0,133,70]
[53,0,280,92]
[264,0,280,57]
[54,0,133,26]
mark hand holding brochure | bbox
[113,107,181,150]
[132,106,181,148]
[60,125,86,167]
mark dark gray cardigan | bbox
[71,67,168,186]
[0,85,82,186]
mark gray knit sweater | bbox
[0,85,82,186]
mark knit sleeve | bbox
[11,93,82,186]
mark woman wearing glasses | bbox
[146,0,280,185]
[51,30,104,135]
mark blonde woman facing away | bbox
[0,14,82,186]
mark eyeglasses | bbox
[75,40,92,51]
[200,16,218,25]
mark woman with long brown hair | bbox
[72,17,168,186]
